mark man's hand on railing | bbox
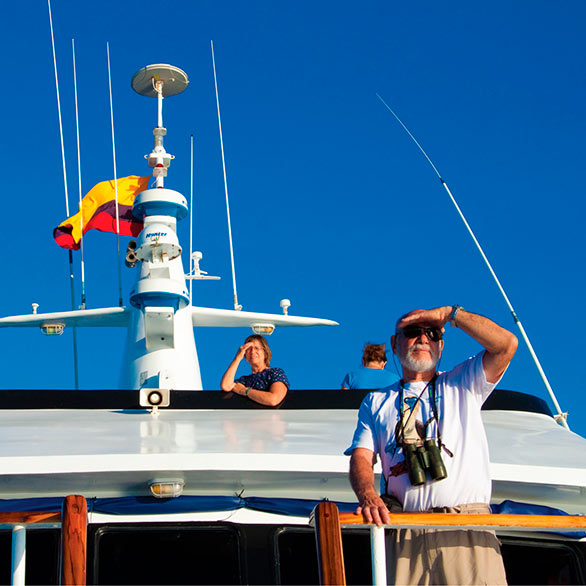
[356,493,391,527]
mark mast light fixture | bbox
[251,323,275,336]
[40,323,65,336]
[149,479,185,499]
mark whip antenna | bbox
[189,133,194,301]
[72,39,87,310]
[107,43,123,307]
[47,0,79,389]
[376,93,568,428]
[211,40,242,311]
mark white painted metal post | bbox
[370,525,386,585]
[157,83,163,129]
[11,525,26,586]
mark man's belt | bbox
[382,494,490,515]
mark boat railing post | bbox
[370,525,386,586]
[60,495,87,586]
[312,501,346,586]
[11,524,26,586]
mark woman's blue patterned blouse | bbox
[236,367,290,391]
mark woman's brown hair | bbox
[244,334,272,366]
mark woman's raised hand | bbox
[236,342,253,360]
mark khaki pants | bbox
[383,500,507,586]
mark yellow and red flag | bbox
[53,175,150,250]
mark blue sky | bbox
[2,1,585,437]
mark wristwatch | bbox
[449,305,464,327]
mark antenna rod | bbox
[48,0,79,389]
[211,40,241,311]
[107,43,123,307]
[157,82,163,128]
[72,39,87,310]
[376,93,569,429]
[153,81,165,189]
[189,133,194,302]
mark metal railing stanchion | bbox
[11,525,26,586]
[370,525,386,586]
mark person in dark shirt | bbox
[221,334,289,406]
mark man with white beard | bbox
[346,306,518,585]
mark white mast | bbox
[126,64,202,390]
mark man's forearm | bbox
[349,450,378,504]
[450,308,518,382]
[450,307,516,355]
[349,449,391,526]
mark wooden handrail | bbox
[60,495,87,586]
[0,497,89,586]
[0,511,60,525]
[314,505,586,586]
[313,501,346,586]
[338,511,586,531]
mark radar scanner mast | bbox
[126,64,202,391]
[0,63,338,392]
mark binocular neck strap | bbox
[398,374,440,446]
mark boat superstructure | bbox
[0,63,584,585]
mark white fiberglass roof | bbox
[0,407,583,513]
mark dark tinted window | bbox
[275,529,586,586]
[501,537,585,585]
[93,524,242,585]
[275,527,371,585]
[0,529,60,585]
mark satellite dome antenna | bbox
[131,64,189,98]
[131,64,189,188]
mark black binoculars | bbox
[402,440,448,486]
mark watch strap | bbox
[449,305,464,327]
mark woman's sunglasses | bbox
[400,326,443,342]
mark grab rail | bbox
[2,495,87,586]
[310,502,586,586]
